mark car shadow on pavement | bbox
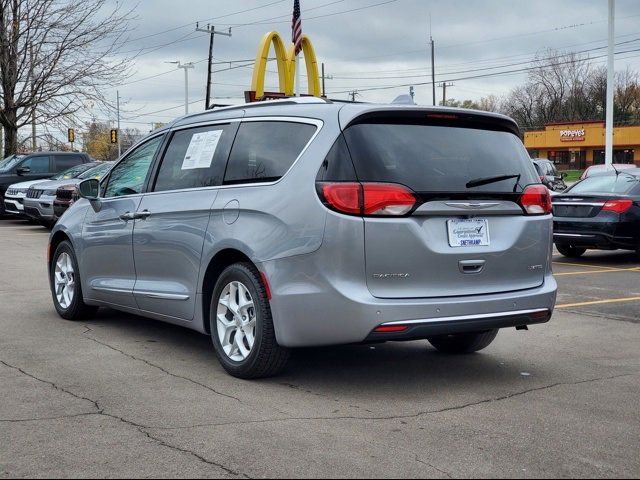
[89,308,541,394]
[555,250,639,266]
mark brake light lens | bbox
[320,182,361,215]
[520,185,552,215]
[320,182,417,216]
[602,199,633,214]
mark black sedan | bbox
[553,168,640,259]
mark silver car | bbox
[23,162,110,227]
[49,98,557,379]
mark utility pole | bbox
[30,44,36,151]
[409,86,415,102]
[429,15,436,107]
[605,0,615,167]
[116,90,122,158]
[438,82,454,106]
[195,23,232,110]
[320,63,333,98]
[167,61,195,115]
[349,90,359,102]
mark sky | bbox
[45,0,640,136]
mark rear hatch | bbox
[340,110,549,299]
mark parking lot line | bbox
[555,267,640,276]
[557,296,640,309]
[553,261,621,271]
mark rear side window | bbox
[343,123,538,193]
[154,124,235,192]
[224,121,316,184]
[316,134,357,182]
[55,155,84,172]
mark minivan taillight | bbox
[520,185,552,215]
[602,199,633,214]
[319,182,417,217]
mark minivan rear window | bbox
[224,121,316,184]
[343,123,538,193]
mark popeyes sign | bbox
[560,129,586,142]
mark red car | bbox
[53,184,79,219]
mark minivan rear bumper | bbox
[263,251,557,348]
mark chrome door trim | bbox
[91,286,132,295]
[554,233,594,238]
[134,291,190,301]
[380,308,550,326]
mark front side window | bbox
[20,156,50,173]
[224,121,317,184]
[153,124,235,192]
[103,136,163,198]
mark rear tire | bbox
[428,330,499,354]
[556,244,587,258]
[50,241,98,320]
[210,263,290,379]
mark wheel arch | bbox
[48,230,72,271]
[201,248,257,335]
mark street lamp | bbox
[166,61,195,115]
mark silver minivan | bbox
[49,98,557,378]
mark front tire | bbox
[210,263,290,379]
[556,244,587,258]
[428,330,499,354]
[50,241,98,320]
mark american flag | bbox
[292,0,303,56]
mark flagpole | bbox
[296,54,301,97]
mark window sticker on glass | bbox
[182,130,223,170]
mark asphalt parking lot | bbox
[0,218,638,479]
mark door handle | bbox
[459,260,486,274]
[137,210,152,220]
[119,212,136,221]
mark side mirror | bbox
[78,178,102,212]
[16,167,30,176]
[78,178,100,201]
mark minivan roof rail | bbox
[173,97,332,123]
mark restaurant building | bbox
[524,121,640,170]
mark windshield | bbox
[569,174,640,195]
[0,155,26,173]
[51,163,98,180]
[343,123,538,193]
[78,162,112,180]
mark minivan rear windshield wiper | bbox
[466,174,522,191]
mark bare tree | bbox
[0,0,134,157]
[501,49,640,129]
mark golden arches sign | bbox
[250,31,321,100]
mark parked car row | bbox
[0,152,112,228]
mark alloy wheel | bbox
[54,253,75,309]
[216,281,257,362]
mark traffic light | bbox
[110,129,118,144]
[68,128,75,143]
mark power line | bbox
[326,48,640,95]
